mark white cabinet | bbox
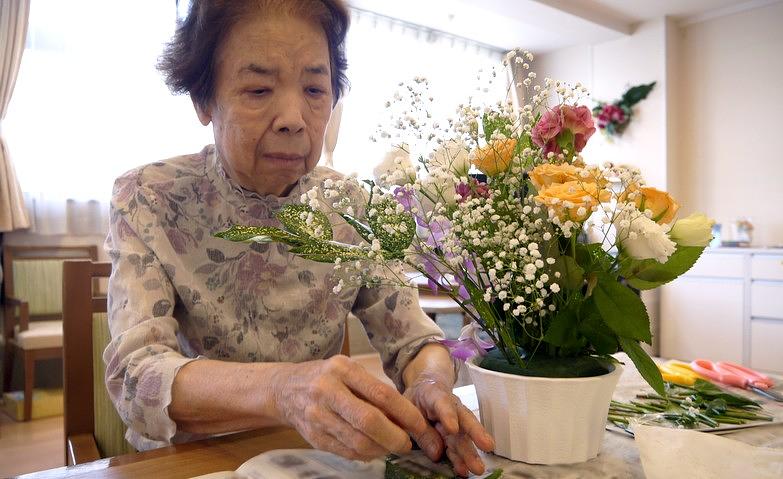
[660,248,783,374]
[750,320,783,372]
[660,277,743,363]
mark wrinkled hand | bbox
[404,377,495,477]
[274,355,442,461]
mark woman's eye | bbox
[248,88,269,96]
[307,87,326,96]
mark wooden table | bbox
[14,427,310,479]
[16,356,783,479]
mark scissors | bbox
[691,359,783,402]
[658,360,704,386]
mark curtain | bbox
[4,0,212,236]
[333,10,506,178]
[0,0,32,232]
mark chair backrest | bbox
[62,259,134,465]
[4,245,98,317]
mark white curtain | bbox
[4,3,507,235]
[4,0,213,236]
[0,0,32,232]
[333,10,506,178]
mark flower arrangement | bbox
[592,82,656,138]
[215,51,711,395]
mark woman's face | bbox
[197,13,334,197]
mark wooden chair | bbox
[62,259,135,465]
[61,259,350,465]
[2,245,98,421]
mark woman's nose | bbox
[272,94,306,134]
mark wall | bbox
[674,2,783,247]
[534,19,669,189]
[536,3,783,246]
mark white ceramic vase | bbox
[466,357,622,465]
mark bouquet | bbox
[592,82,656,137]
[215,50,712,395]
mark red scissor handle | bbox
[716,361,774,389]
[690,359,747,388]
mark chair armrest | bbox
[67,433,101,465]
[4,296,24,306]
[3,297,30,331]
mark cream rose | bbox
[534,181,610,222]
[621,185,680,225]
[373,144,415,187]
[471,138,517,176]
[615,210,676,263]
[529,163,581,190]
[669,213,715,247]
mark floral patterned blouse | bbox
[104,145,444,451]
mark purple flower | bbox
[393,186,415,212]
[438,322,494,361]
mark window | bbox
[4,2,504,234]
[334,11,505,178]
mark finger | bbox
[331,383,412,454]
[444,445,469,478]
[427,393,460,435]
[319,430,376,462]
[457,404,495,452]
[409,421,444,462]
[342,366,430,437]
[436,423,486,477]
[320,409,388,460]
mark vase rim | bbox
[466,356,623,382]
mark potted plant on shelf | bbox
[214,49,715,465]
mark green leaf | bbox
[551,255,585,291]
[213,225,303,245]
[542,302,582,349]
[621,246,705,289]
[618,336,665,395]
[575,243,612,273]
[687,379,761,408]
[288,241,367,263]
[482,112,512,140]
[592,272,652,344]
[276,204,333,241]
[340,213,374,245]
[556,129,574,150]
[579,298,619,355]
[367,199,415,256]
[619,82,656,108]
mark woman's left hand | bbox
[404,377,495,477]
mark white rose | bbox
[373,144,415,187]
[428,139,471,177]
[420,168,458,208]
[669,213,714,247]
[615,210,676,263]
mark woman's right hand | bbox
[272,355,442,461]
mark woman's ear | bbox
[192,97,212,126]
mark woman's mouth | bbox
[263,152,305,163]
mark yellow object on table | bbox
[2,388,63,421]
[658,360,704,386]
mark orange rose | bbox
[621,185,679,225]
[471,138,517,176]
[535,181,610,222]
[529,163,580,190]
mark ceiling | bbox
[348,0,779,51]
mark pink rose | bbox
[532,108,563,151]
[562,105,596,152]
[562,105,594,135]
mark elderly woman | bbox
[104,0,493,476]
